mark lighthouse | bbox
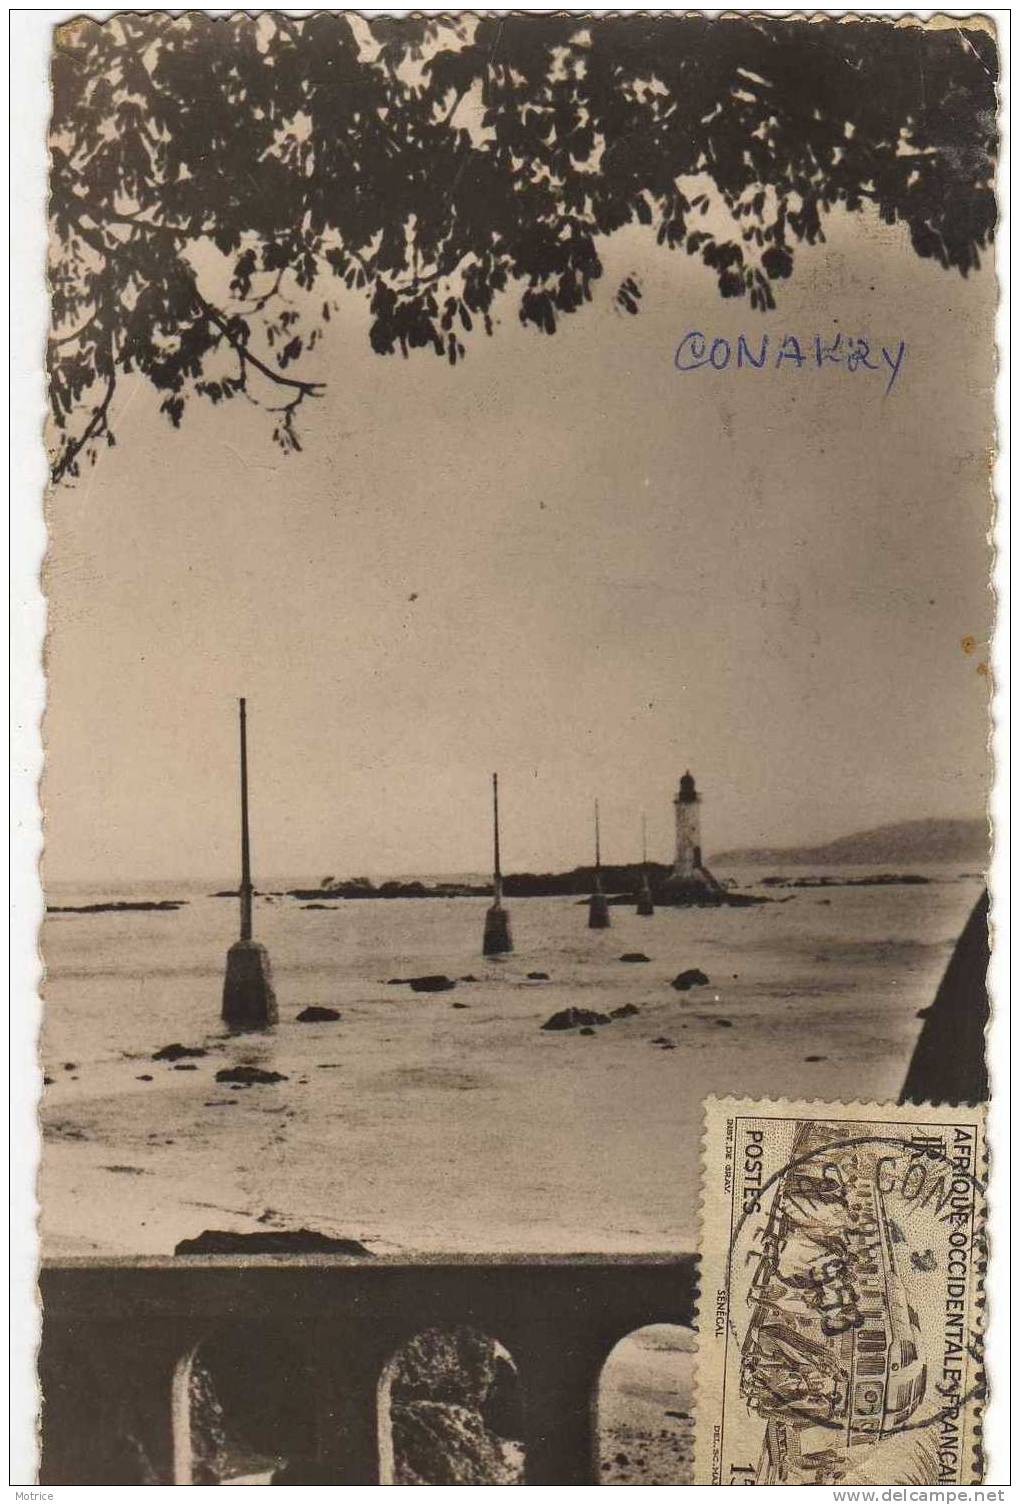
[672,770,703,879]
[662,771,726,905]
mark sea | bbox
[39,864,983,1260]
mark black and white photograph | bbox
[26,9,1000,1486]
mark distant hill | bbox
[716,817,987,868]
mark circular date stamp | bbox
[693,1099,986,1487]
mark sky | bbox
[43,208,995,884]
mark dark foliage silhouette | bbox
[48,13,997,479]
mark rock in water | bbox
[541,1008,611,1031]
[610,1003,641,1019]
[409,975,457,993]
[295,1006,341,1023]
[214,1065,287,1085]
[153,1043,207,1061]
[526,971,550,980]
[174,1228,371,1256]
[671,968,710,991]
[619,953,650,963]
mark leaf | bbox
[46,12,998,473]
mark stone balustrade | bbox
[38,1251,697,1485]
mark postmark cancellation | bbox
[694,1098,986,1486]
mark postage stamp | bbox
[694,1098,986,1487]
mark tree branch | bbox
[50,356,116,484]
[47,310,99,348]
[197,292,324,402]
[233,267,288,315]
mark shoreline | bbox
[202,864,936,907]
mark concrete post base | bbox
[661,866,725,904]
[222,939,278,1030]
[483,903,513,956]
[588,891,610,929]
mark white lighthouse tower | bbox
[672,770,703,879]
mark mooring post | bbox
[222,697,278,1030]
[483,772,513,956]
[636,811,655,916]
[588,799,610,929]
[239,697,253,942]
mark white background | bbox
[8,6,1012,1496]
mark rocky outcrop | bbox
[387,975,458,992]
[47,899,186,914]
[153,1043,208,1061]
[761,872,929,888]
[388,1327,524,1486]
[174,1229,372,1256]
[541,1008,610,1031]
[214,1065,287,1085]
[288,878,490,901]
[279,859,767,905]
[671,969,709,991]
[391,1401,522,1485]
[295,1006,341,1022]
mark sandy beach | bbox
[39,867,979,1259]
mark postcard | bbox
[32,11,998,1485]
